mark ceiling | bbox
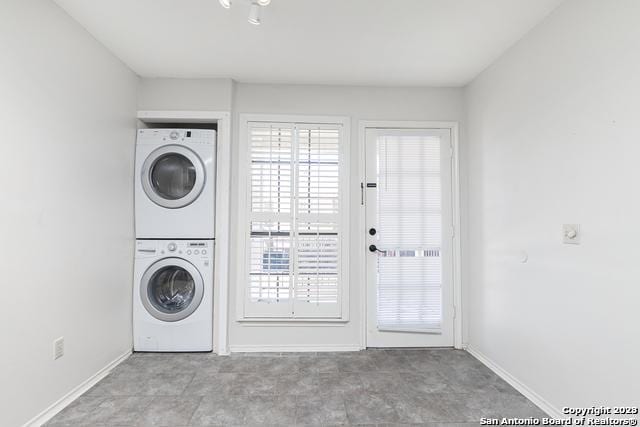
[53,0,564,87]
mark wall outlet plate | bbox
[563,224,580,244]
[53,337,64,360]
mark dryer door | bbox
[140,258,205,322]
[141,145,206,209]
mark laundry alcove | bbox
[137,110,232,355]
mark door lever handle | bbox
[369,244,384,253]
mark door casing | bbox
[358,120,463,349]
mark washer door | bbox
[140,258,204,322]
[141,145,205,209]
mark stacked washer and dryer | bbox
[133,128,216,352]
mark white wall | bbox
[230,83,464,349]
[137,78,234,111]
[0,1,138,425]
[465,0,640,411]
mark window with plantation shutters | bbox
[242,120,346,319]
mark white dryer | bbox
[135,128,216,239]
[133,239,213,352]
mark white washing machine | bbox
[133,239,213,352]
[135,128,216,239]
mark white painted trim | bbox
[137,110,230,123]
[215,113,232,355]
[450,123,463,349]
[340,119,351,322]
[23,350,131,427]
[236,320,349,326]
[357,122,367,350]
[358,120,463,350]
[239,113,351,126]
[235,115,250,322]
[134,110,232,355]
[466,346,563,419]
[359,120,459,130]
[230,344,362,353]
[236,113,351,322]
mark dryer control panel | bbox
[137,129,216,146]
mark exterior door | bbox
[141,145,206,209]
[365,128,454,347]
[140,258,205,322]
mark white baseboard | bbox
[466,345,563,419]
[229,344,362,353]
[23,349,132,427]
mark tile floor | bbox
[46,349,546,426]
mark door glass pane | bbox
[148,266,196,313]
[150,153,196,200]
[376,134,442,330]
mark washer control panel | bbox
[185,242,209,256]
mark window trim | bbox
[236,114,351,322]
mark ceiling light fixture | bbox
[248,1,261,25]
[218,0,271,25]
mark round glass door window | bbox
[150,153,196,200]
[148,265,195,313]
[140,258,204,322]
[141,145,206,209]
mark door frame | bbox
[358,120,463,349]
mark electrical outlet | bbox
[53,337,64,360]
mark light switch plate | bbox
[563,224,580,244]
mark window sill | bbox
[377,326,442,334]
[237,317,349,326]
